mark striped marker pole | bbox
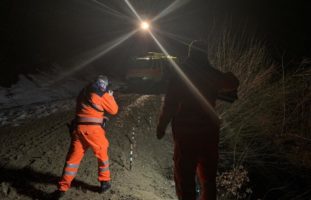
[129,116,141,170]
[129,127,135,170]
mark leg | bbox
[196,147,218,200]
[96,146,111,193]
[174,143,197,200]
[96,147,110,182]
[80,126,110,182]
[58,132,87,192]
[95,143,110,182]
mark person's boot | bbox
[100,181,111,193]
[50,190,65,200]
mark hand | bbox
[108,90,114,96]
[156,126,166,140]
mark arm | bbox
[216,72,240,102]
[206,67,239,92]
[157,79,180,139]
[219,72,240,91]
[101,93,119,115]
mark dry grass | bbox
[207,30,311,199]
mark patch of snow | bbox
[0,65,125,127]
[0,99,75,127]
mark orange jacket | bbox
[75,84,118,122]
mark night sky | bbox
[1,0,310,86]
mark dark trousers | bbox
[172,123,219,200]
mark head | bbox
[94,75,109,92]
[188,40,209,64]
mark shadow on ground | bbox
[0,165,99,199]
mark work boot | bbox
[50,190,65,200]
[100,181,111,193]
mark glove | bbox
[108,90,114,96]
[156,125,166,140]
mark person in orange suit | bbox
[157,40,239,200]
[52,75,118,199]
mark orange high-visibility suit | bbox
[157,58,239,200]
[58,84,118,192]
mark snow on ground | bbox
[0,74,84,127]
[0,99,75,127]
[0,70,125,127]
[0,75,86,110]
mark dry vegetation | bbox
[208,30,311,199]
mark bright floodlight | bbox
[141,21,150,30]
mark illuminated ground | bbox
[0,94,177,200]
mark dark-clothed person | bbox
[157,41,239,200]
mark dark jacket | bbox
[158,58,239,144]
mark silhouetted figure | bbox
[157,40,239,200]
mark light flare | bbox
[92,0,131,20]
[152,0,191,22]
[54,30,138,82]
[148,31,220,124]
[124,0,219,124]
[57,0,192,82]
[124,0,143,21]
[153,28,192,46]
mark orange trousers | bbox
[58,125,110,191]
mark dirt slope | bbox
[0,94,177,200]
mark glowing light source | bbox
[124,0,219,124]
[141,21,150,30]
